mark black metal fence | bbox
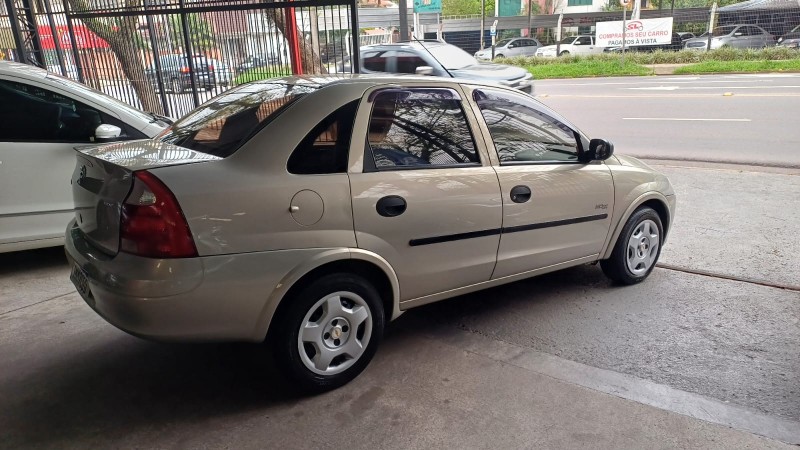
[2,0,360,118]
[3,0,799,117]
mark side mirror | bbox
[734,32,743,37]
[574,41,582,45]
[584,138,615,161]
[93,124,122,143]
[415,66,434,76]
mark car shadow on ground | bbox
[2,263,619,446]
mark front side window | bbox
[362,51,389,72]
[159,81,318,157]
[367,88,479,169]
[0,79,129,142]
[576,36,592,45]
[474,89,580,164]
[395,51,428,74]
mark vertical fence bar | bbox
[61,0,84,83]
[178,0,200,108]
[145,10,170,116]
[41,1,67,74]
[349,0,359,73]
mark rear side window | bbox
[367,88,479,169]
[288,100,358,174]
[159,81,318,157]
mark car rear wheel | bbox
[272,273,384,392]
[601,207,663,285]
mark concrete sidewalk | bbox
[1,161,798,449]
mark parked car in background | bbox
[777,24,800,49]
[146,54,216,93]
[535,35,605,57]
[0,61,171,253]
[358,41,534,93]
[236,53,283,75]
[684,24,774,50]
[65,75,674,391]
[196,57,232,87]
[474,37,542,60]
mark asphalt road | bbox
[534,73,800,168]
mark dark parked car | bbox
[354,41,534,94]
[236,53,284,75]
[146,54,216,93]
[777,25,800,49]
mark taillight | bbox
[120,171,197,258]
[180,66,190,73]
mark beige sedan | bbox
[65,75,675,390]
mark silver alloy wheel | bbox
[626,219,660,276]
[298,291,373,376]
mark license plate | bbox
[70,264,93,302]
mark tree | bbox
[442,0,496,16]
[167,14,216,55]
[67,0,164,114]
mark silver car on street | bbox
[65,75,676,391]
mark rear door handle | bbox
[376,195,407,217]
[510,185,532,203]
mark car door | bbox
[0,77,132,249]
[349,85,502,302]
[466,86,614,279]
[574,36,595,55]
[523,39,541,56]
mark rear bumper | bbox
[64,220,329,342]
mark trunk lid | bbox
[71,140,220,255]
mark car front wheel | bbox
[272,273,385,391]
[601,207,663,285]
[559,51,570,56]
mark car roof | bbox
[0,60,48,80]
[362,41,452,51]
[249,73,517,93]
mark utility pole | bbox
[480,0,486,49]
[399,0,409,40]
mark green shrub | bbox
[497,47,800,68]
[234,66,292,84]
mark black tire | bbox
[495,54,504,58]
[271,273,385,392]
[600,207,663,285]
[559,51,570,56]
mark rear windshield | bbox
[159,81,318,157]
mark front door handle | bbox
[510,185,532,203]
[376,195,407,217]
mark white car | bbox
[535,35,605,57]
[475,38,542,60]
[0,61,171,253]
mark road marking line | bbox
[623,118,751,122]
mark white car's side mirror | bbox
[93,124,122,143]
[415,66,434,76]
